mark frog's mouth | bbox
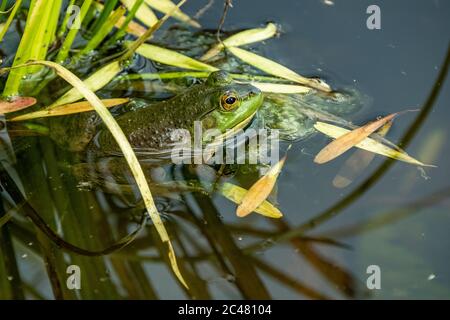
[206,110,257,148]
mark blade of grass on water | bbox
[120,0,158,27]
[218,182,283,218]
[1,60,188,288]
[56,0,93,63]
[10,98,129,121]
[332,121,393,188]
[236,157,286,218]
[228,46,331,92]
[144,0,200,27]
[133,43,218,71]
[80,5,127,55]
[0,0,22,42]
[89,0,120,35]
[201,22,277,61]
[108,0,146,42]
[314,121,434,167]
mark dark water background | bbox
[1,0,450,299]
[195,0,450,299]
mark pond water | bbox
[1,0,450,299]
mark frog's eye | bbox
[220,92,240,111]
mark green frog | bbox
[48,71,263,158]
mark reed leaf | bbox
[332,121,393,188]
[134,43,218,71]
[228,46,331,92]
[237,157,286,217]
[3,0,60,96]
[201,22,277,61]
[120,0,158,27]
[0,0,22,42]
[81,5,127,55]
[144,0,200,27]
[251,82,311,94]
[56,0,93,63]
[315,113,400,164]
[110,0,146,41]
[90,0,120,34]
[314,121,434,167]
[49,60,123,108]
[50,0,185,107]
[218,182,283,218]
[10,98,129,121]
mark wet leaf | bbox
[314,121,434,167]
[0,96,36,114]
[315,113,401,164]
[49,60,123,108]
[236,157,286,218]
[145,0,200,27]
[218,182,283,219]
[332,121,392,188]
[228,46,331,92]
[120,0,158,27]
[201,22,277,61]
[10,98,129,121]
[251,82,311,94]
[134,43,218,71]
[116,16,147,36]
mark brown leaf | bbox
[10,98,129,121]
[315,112,401,164]
[332,121,393,188]
[0,96,37,114]
[236,157,286,217]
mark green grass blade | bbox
[89,0,119,34]
[80,5,126,55]
[0,0,22,42]
[56,0,76,38]
[120,0,157,27]
[56,0,93,63]
[107,0,145,44]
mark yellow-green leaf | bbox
[314,121,434,167]
[120,0,158,27]
[251,82,311,94]
[228,46,331,92]
[144,0,200,28]
[49,60,123,108]
[219,182,283,219]
[201,23,277,61]
[10,98,129,121]
[332,121,393,188]
[134,43,218,71]
[236,157,286,217]
[116,16,146,36]
[315,113,399,164]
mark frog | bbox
[48,71,263,159]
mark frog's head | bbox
[200,71,263,135]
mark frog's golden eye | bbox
[220,92,240,111]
